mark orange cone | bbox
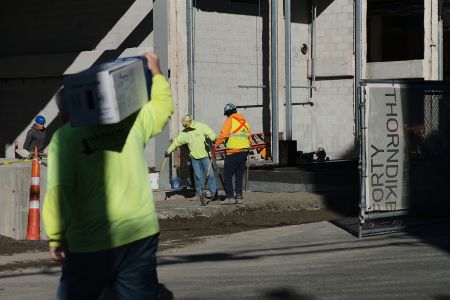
[25,146,41,240]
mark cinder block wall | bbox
[292,0,356,159]
[191,0,356,159]
[193,3,267,134]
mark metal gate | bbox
[357,80,450,237]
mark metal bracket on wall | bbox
[284,102,314,106]
[236,105,264,109]
[291,85,317,90]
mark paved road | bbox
[1,221,449,300]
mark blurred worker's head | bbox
[35,115,46,130]
[181,114,193,128]
[223,103,237,116]
[55,87,70,124]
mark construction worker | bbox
[165,115,219,202]
[215,103,252,205]
[43,52,173,299]
[23,115,47,153]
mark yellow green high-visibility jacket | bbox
[43,74,173,253]
[167,120,216,159]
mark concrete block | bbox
[0,159,47,240]
[367,60,424,79]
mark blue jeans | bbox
[223,151,248,198]
[57,234,159,300]
[191,157,217,196]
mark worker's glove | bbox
[164,151,170,158]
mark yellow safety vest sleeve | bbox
[43,74,173,252]
[167,121,216,159]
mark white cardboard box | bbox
[64,59,149,127]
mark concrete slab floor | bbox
[0,220,449,300]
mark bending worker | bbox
[165,115,219,202]
[215,103,252,205]
[43,52,172,299]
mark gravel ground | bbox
[0,190,358,273]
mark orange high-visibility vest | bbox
[226,116,250,149]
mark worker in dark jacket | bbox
[23,115,47,153]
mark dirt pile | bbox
[0,191,358,273]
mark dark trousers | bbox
[223,151,248,198]
[57,234,159,300]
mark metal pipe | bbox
[291,102,313,106]
[355,0,364,238]
[285,0,292,140]
[358,84,366,239]
[238,85,267,88]
[312,2,317,86]
[271,0,279,164]
[236,105,264,109]
[187,0,195,116]
[355,0,362,86]
[291,85,316,89]
[355,0,363,154]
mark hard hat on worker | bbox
[35,115,46,125]
[181,114,193,128]
[223,103,237,116]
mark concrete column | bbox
[168,1,189,136]
[153,0,171,189]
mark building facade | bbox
[1,0,447,165]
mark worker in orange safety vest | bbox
[214,103,252,205]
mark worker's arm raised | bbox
[136,53,174,143]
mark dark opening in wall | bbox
[367,0,424,62]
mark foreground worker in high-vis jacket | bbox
[165,115,219,203]
[43,52,173,300]
[215,103,252,205]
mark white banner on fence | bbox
[365,84,408,211]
